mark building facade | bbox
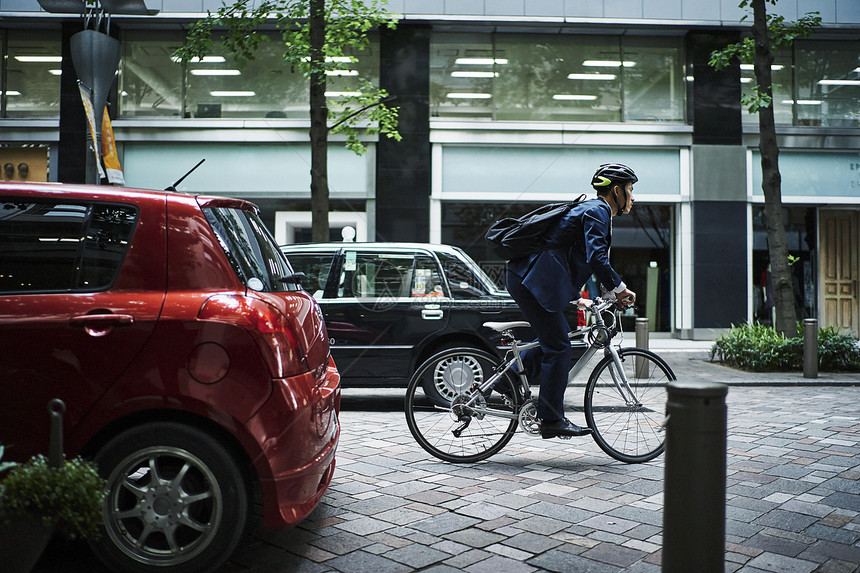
[1,0,858,338]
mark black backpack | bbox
[485,195,586,260]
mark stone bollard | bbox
[635,317,649,377]
[803,318,818,379]
[663,381,728,573]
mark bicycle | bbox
[404,298,676,464]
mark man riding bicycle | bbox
[505,163,638,439]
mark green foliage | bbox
[0,455,106,540]
[708,0,821,114]
[174,0,402,154]
[710,322,860,372]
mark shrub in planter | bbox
[1,448,106,573]
[711,322,860,372]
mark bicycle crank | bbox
[518,398,541,435]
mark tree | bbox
[174,0,400,242]
[709,0,820,337]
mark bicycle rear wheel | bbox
[584,347,674,463]
[405,347,521,463]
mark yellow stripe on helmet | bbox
[593,176,612,187]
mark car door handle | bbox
[421,309,444,320]
[70,313,135,337]
[70,313,135,326]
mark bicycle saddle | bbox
[483,321,530,332]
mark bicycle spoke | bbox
[585,348,674,463]
[405,348,521,463]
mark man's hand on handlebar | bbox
[617,288,636,308]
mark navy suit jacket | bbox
[507,198,623,312]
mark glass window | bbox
[119,30,184,118]
[204,207,302,292]
[622,37,686,122]
[430,32,685,123]
[0,200,136,293]
[794,40,859,128]
[4,30,61,118]
[184,32,308,119]
[284,252,336,299]
[441,201,673,331]
[741,47,793,127]
[752,206,816,324]
[436,251,494,299]
[334,251,441,299]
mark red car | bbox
[0,182,340,572]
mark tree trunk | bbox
[309,0,330,242]
[752,0,797,337]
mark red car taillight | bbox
[198,294,307,378]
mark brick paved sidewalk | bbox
[215,383,859,573]
[36,351,859,572]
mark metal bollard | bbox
[635,317,649,378]
[803,318,818,379]
[48,399,66,469]
[663,381,728,573]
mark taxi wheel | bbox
[419,344,488,406]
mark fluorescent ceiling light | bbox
[3,91,22,96]
[14,56,62,63]
[451,71,498,78]
[553,94,598,101]
[454,58,508,65]
[300,56,357,63]
[190,69,241,76]
[782,99,822,105]
[740,64,784,71]
[447,92,492,99]
[325,70,359,76]
[567,73,616,80]
[49,69,63,76]
[740,77,753,83]
[325,91,362,97]
[582,60,635,68]
[171,55,226,63]
[209,90,255,97]
[818,79,860,86]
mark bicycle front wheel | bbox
[584,347,675,463]
[405,347,521,463]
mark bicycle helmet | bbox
[591,163,638,189]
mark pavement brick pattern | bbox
[36,352,860,572]
[223,381,860,573]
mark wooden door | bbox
[820,210,859,334]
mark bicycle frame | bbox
[463,299,640,415]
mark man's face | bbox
[614,182,635,215]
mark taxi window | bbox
[336,251,446,300]
[284,252,335,299]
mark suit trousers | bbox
[505,267,572,421]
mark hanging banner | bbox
[101,106,125,185]
[78,83,106,180]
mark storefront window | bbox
[742,40,859,128]
[184,32,308,119]
[440,201,673,331]
[120,30,379,119]
[430,32,685,123]
[752,206,816,325]
[795,40,859,128]
[119,30,184,117]
[3,30,61,118]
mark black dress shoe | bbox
[540,417,593,439]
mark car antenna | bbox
[165,159,205,192]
